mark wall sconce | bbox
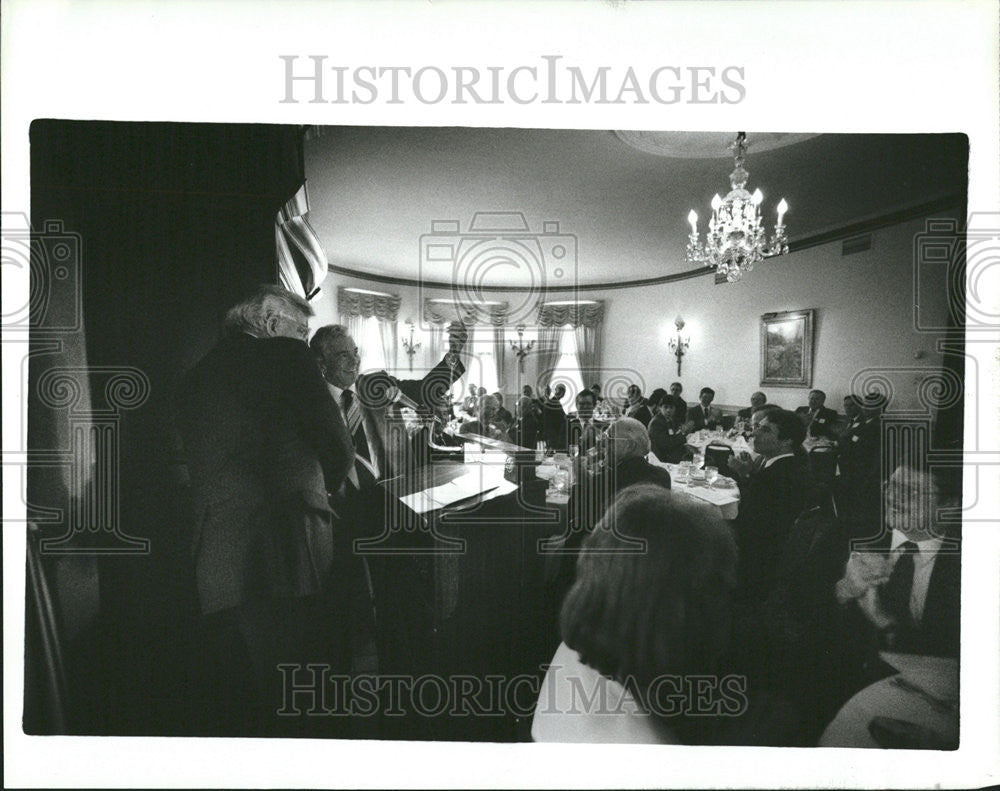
[509,325,535,374]
[668,316,690,376]
[401,320,421,371]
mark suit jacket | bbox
[835,416,882,538]
[735,454,818,604]
[795,405,838,439]
[648,413,688,464]
[337,355,466,486]
[688,403,723,431]
[178,333,354,614]
[625,401,652,427]
[737,406,753,421]
[541,399,568,450]
[567,417,601,455]
[513,412,540,450]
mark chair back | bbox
[808,446,837,488]
[704,443,735,474]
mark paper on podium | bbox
[399,464,516,514]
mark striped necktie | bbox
[341,389,377,488]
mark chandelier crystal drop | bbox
[685,132,789,283]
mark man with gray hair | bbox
[178,284,354,736]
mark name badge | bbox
[818,418,826,424]
[852,435,860,443]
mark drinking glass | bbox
[705,466,719,488]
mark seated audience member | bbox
[533,485,737,744]
[684,387,723,432]
[493,391,514,426]
[589,382,605,404]
[568,389,601,454]
[648,394,691,464]
[737,391,768,421]
[837,394,864,445]
[541,383,569,450]
[729,404,780,479]
[513,395,541,449]
[669,381,688,424]
[460,395,511,442]
[624,384,652,427]
[835,462,960,658]
[834,391,886,539]
[647,387,668,412]
[733,409,817,604]
[460,383,479,415]
[795,389,838,440]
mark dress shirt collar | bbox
[763,452,795,469]
[328,382,352,405]
[890,529,943,556]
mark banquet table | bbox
[818,653,958,748]
[647,455,741,519]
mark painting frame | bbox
[760,309,815,387]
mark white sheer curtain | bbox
[550,328,585,409]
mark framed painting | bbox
[760,309,814,387]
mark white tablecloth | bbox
[685,431,753,458]
[818,654,958,748]
[647,456,740,519]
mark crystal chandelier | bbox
[685,132,789,282]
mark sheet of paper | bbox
[398,466,510,514]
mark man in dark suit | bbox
[685,386,723,432]
[734,409,817,604]
[669,381,688,424]
[834,462,960,657]
[310,322,466,704]
[177,285,354,735]
[624,384,652,427]
[647,394,689,464]
[835,392,885,539]
[737,391,768,421]
[567,389,601,455]
[541,383,569,450]
[795,389,838,439]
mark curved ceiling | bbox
[304,128,967,288]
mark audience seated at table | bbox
[567,389,601,455]
[458,383,479,416]
[624,384,652,427]
[795,389,838,440]
[738,391,768,421]
[460,394,511,442]
[533,485,737,744]
[513,395,541,450]
[646,387,668,413]
[493,391,514,427]
[541,384,569,450]
[731,409,819,605]
[684,387,724,432]
[648,394,691,464]
[669,381,688,424]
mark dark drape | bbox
[26,121,305,733]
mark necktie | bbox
[880,541,919,626]
[342,390,376,487]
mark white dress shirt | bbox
[889,529,942,623]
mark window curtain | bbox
[492,326,506,391]
[338,287,401,322]
[538,301,604,381]
[534,326,563,392]
[377,320,398,371]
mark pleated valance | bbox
[423,299,509,326]
[338,287,401,320]
[537,301,605,328]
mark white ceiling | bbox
[304,127,966,287]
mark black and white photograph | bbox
[3,2,999,789]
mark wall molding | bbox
[328,193,965,293]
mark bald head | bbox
[606,417,650,463]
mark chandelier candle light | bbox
[685,132,789,283]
